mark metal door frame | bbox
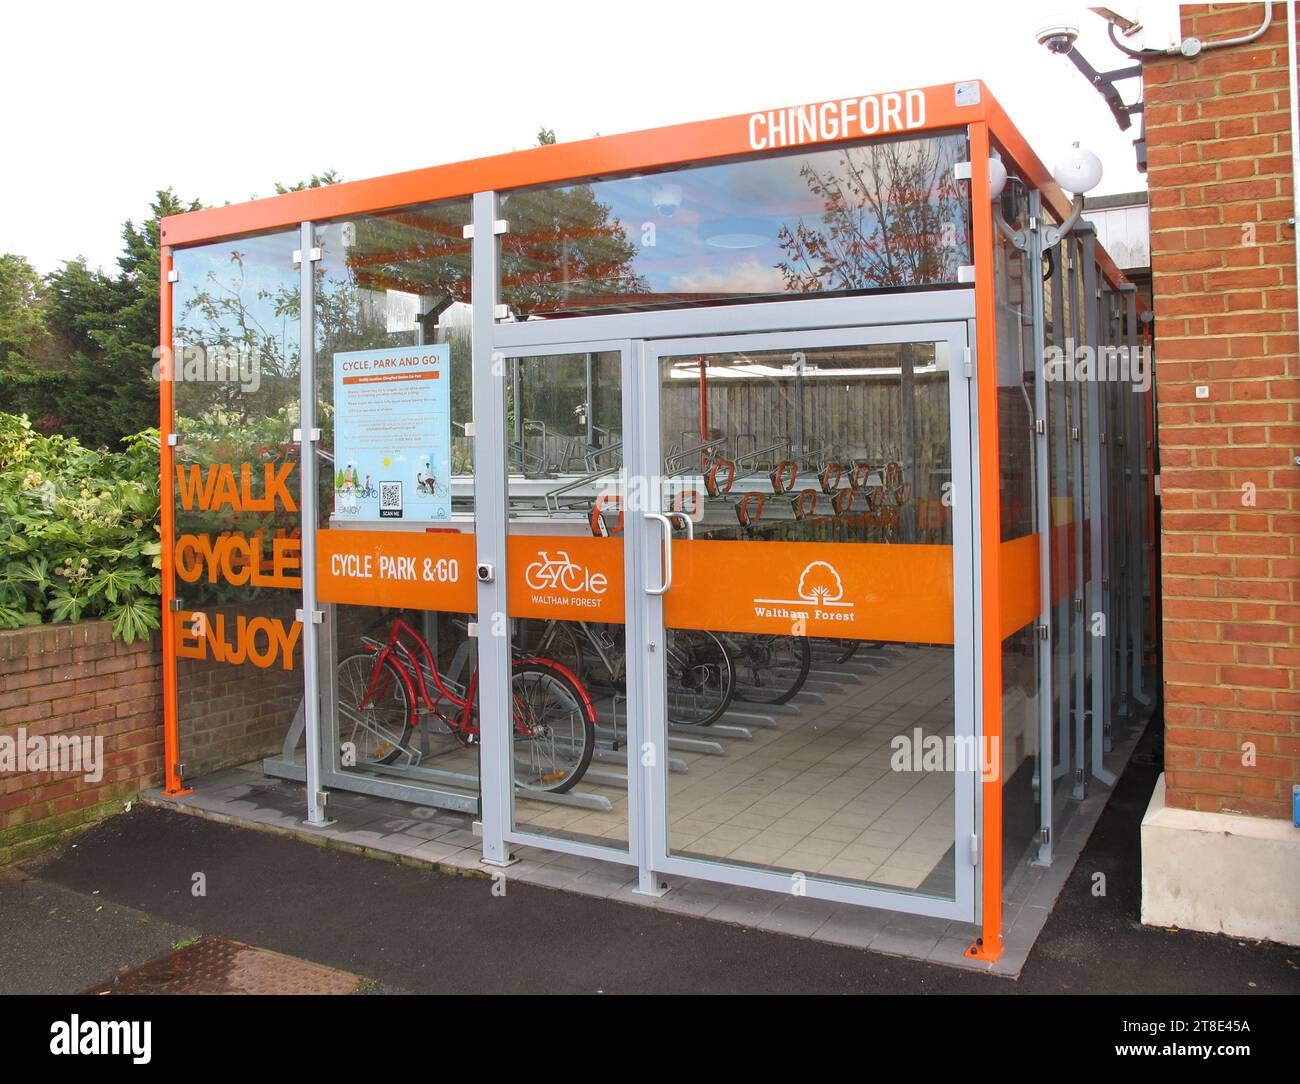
[634,320,978,922]
[479,288,980,916]
[486,338,642,869]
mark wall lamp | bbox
[988,143,1103,255]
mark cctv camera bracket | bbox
[1059,47,1143,132]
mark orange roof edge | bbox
[161,80,993,247]
[159,76,1130,288]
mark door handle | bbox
[666,510,694,539]
[644,512,673,595]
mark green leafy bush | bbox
[0,412,161,641]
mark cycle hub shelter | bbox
[157,79,1156,961]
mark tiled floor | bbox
[147,649,1145,975]
[392,645,962,888]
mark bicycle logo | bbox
[524,550,609,596]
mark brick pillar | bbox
[1144,3,1299,819]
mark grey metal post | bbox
[1028,194,1054,865]
[1076,230,1118,785]
[298,220,331,827]
[1050,242,1071,811]
[471,192,514,866]
[1080,228,1117,786]
[1068,235,1087,800]
[1124,285,1148,708]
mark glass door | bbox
[497,341,639,863]
[636,323,976,919]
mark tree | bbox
[43,190,201,447]
[0,254,60,427]
[776,136,969,291]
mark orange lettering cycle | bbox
[173,462,303,671]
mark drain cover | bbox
[86,935,368,995]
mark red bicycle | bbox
[337,617,596,793]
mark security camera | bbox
[1036,16,1080,54]
[475,563,494,583]
[652,183,682,217]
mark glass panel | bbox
[171,231,303,785]
[309,200,480,807]
[993,179,1042,868]
[1049,243,1078,817]
[501,132,972,317]
[657,337,959,898]
[505,351,627,849]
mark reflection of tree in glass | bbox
[776,137,968,291]
[502,183,649,316]
[174,249,300,422]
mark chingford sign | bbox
[748,90,927,151]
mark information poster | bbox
[333,344,452,522]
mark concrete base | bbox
[1141,774,1300,946]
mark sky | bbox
[0,0,1160,275]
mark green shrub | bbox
[0,412,161,641]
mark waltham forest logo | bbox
[753,560,856,627]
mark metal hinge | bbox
[1074,596,1083,612]
[175,762,187,782]
[166,433,179,446]
[466,622,479,638]
[1036,826,1050,845]
[957,265,976,284]
[293,427,321,443]
[953,161,972,181]
[462,220,509,239]
[168,598,183,612]
[292,247,322,265]
[1037,624,1049,640]
[493,304,511,320]
[295,609,324,625]
[315,791,329,808]
[963,347,973,379]
[1034,418,1046,435]
[969,833,979,866]
[167,269,180,283]
[1071,425,1080,441]
[1099,431,1107,444]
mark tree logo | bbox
[795,560,847,606]
[755,560,853,612]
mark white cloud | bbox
[669,259,788,295]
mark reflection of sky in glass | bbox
[173,232,300,351]
[557,135,968,298]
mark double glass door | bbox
[494,318,976,919]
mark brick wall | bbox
[0,622,163,863]
[176,596,304,780]
[1144,3,1299,818]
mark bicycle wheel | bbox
[732,633,811,705]
[336,653,413,766]
[664,629,735,726]
[509,659,596,793]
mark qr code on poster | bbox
[379,480,403,518]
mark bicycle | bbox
[524,618,736,727]
[336,616,597,793]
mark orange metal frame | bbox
[157,80,1132,956]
